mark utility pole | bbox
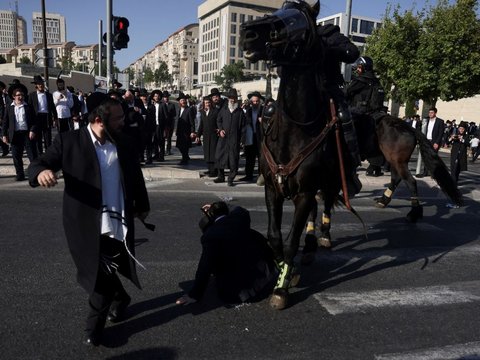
[106,0,113,88]
[343,0,353,82]
[41,0,49,87]
[98,20,103,77]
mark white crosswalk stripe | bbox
[314,281,480,315]
[375,341,480,360]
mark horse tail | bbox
[415,130,463,205]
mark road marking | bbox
[314,283,480,315]
[375,341,480,360]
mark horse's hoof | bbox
[301,252,315,265]
[375,201,387,209]
[406,206,423,223]
[318,236,331,248]
[269,288,289,310]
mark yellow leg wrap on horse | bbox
[384,188,393,198]
[306,221,315,234]
[322,213,330,224]
[275,263,292,289]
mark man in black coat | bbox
[417,107,445,178]
[241,91,264,182]
[28,75,57,155]
[176,202,274,305]
[162,91,176,155]
[0,80,11,156]
[214,88,246,186]
[175,92,196,165]
[28,95,150,346]
[2,87,38,181]
[196,96,219,177]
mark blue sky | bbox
[0,0,459,70]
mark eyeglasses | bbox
[14,94,23,97]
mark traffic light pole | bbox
[41,0,49,88]
[98,20,102,77]
[106,0,113,89]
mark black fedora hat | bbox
[176,92,189,101]
[247,91,265,100]
[162,90,171,98]
[31,75,45,84]
[209,88,221,97]
[150,89,162,98]
[86,92,108,113]
[224,88,238,99]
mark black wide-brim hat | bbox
[86,92,108,113]
[176,92,189,101]
[247,91,265,100]
[224,88,238,99]
[209,88,221,97]
[31,75,45,84]
[162,90,171,98]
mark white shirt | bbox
[12,102,28,131]
[471,137,479,148]
[154,102,160,125]
[53,90,74,119]
[87,124,127,242]
[427,117,436,140]
[37,91,48,113]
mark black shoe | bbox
[167,151,173,155]
[415,173,426,178]
[145,160,153,165]
[213,177,225,183]
[107,296,131,323]
[178,159,188,165]
[15,175,26,181]
[1,148,8,157]
[227,181,235,187]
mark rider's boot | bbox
[338,107,362,196]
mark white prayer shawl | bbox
[87,125,144,269]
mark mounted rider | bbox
[316,19,362,195]
[346,56,387,176]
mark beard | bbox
[228,102,238,112]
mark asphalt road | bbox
[0,154,479,359]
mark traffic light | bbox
[113,16,129,49]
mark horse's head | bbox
[240,0,319,66]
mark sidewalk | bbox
[0,142,208,181]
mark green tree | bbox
[365,5,423,104]
[143,67,155,85]
[215,61,245,91]
[366,0,480,107]
[57,56,74,72]
[19,56,31,64]
[414,0,480,104]
[153,61,172,87]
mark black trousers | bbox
[11,131,37,178]
[244,137,259,178]
[86,236,129,337]
[35,113,52,154]
[58,117,72,133]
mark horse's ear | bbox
[311,1,320,18]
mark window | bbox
[231,24,236,34]
[360,20,374,35]
[248,15,253,21]
[240,14,245,23]
[230,36,236,45]
[231,12,237,22]
[351,18,358,33]
[230,47,236,57]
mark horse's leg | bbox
[375,167,401,208]
[270,192,316,310]
[318,191,335,248]
[396,164,423,223]
[265,183,284,266]
[301,194,319,265]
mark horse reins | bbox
[262,103,337,199]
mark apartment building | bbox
[317,13,382,52]
[130,23,199,91]
[197,0,284,88]
[32,12,66,45]
[0,10,27,49]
